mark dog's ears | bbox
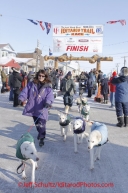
[70,120,75,124]
[58,113,61,117]
[79,119,83,125]
[74,119,83,125]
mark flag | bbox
[119,20,126,26]
[107,21,118,24]
[107,20,126,26]
[28,19,38,25]
[44,22,51,34]
[49,48,52,56]
[37,21,45,30]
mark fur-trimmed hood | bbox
[120,67,128,76]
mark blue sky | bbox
[0,0,128,74]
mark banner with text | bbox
[53,25,103,37]
[53,37,103,53]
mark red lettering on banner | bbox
[66,46,89,52]
[66,46,71,51]
[84,46,89,51]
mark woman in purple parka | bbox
[18,69,54,147]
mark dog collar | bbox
[94,138,109,147]
[97,138,109,146]
[73,127,85,134]
[59,119,70,126]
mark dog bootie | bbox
[116,117,124,127]
[124,116,128,127]
[39,138,44,147]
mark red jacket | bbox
[108,72,116,92]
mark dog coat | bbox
[16,133,34,160]
[73,117,86,134]
[59,115,71,126]
[91,122,108,146]
[81,107,89,118]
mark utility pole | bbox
[116,63,120,75]
[121,56,128,67]
[35,40,42,72]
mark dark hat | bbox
[67,71,72,76]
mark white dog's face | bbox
[20,142,39,161]
[81,97,87,103]
[82,104,90,112]
[73,119,83,130]
[87,131,101,150]
[75,98,81,104]
[58,113,67,123]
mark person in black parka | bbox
[111,67,128,127]
[87,72,94,97]
[12,68,23,107]
[101,74,109,104]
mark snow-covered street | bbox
[0,91,128,193]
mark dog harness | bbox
[59,115,71,126]
[16,133,34,160]
[73,117,86,134]
[91,122,108,146]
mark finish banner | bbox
[53,37,103,53]
[53,25,103,37]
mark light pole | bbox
[121,56,128,67]
[116,63,120,75]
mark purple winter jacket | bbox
[18,82,54,121]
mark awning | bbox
[4,59,20,68]
[1,59,20,68]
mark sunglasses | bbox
[38,75,45,78]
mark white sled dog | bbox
[81,104,90,121]
[85,122,108,170]
[58,112,72,141]
[75,97,88,113]
[16,133,39,187]
[73,118,88,153]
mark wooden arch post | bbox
[54,57,58,69]
[96,58,101,71]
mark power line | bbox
[103,41,128,47]
[103,51,128,56]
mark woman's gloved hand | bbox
[44,103,51,108]
[18,100,22,105]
